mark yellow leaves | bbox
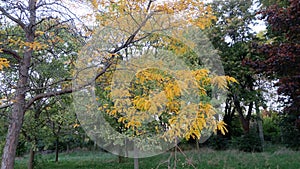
[125,120,141,129]
[73,123,80,128]
[212,76,227,90]
[118,116,126,123]
[35,31,45,36]
[24,41,47,50]
[199,103,215,116]
[226,76,239,84]
[212,76,238,90]
[192,69,211,88]
[132,96,151,111]
[217,121,228,135]
[7,37,48,51]
[91,0,99,9]
[92,0,216,31]
[0,58,10,70]
[99,64,235,141]
[118,115,142,130]
[164,82,181,100]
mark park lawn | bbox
[14,148,300,169]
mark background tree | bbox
[207,0,264,135]
[0,1,87,168]
[249,0,300,149]
[201,0,268,152]
[0,1,231,168]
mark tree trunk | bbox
[28,148,35,169]
[1,32,33,169]
[255,101,265,151]
[240,119,250,133]
[233,95,251,134]
[1,106,25,169]
[133,144,139,169]
[1,1,36,168]
[55,137,59,162]
[196,139,200,151]
[67,143,70,154]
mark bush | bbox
[207,134,230,150]
[16,140,27,156]
[263,114,281,143]
[0,140,4,156]
[280,114,300,150]
[232,127,262,152]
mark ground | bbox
[14,147,300,169]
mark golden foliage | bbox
[0,58,10,70]
[88,0,216,29]
[97,65,237,141]
[88,0,235,142]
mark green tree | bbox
[0,1,85,168]
[207,0,264,136]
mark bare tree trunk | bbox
[196,139,200,151]
[233,95,252,134]
[133,143,139,169]
[255,101,264,151]
[28,148,35,169]
[55,137,59,162]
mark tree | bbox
[73,1,233,168]
[248,0,300,148]
[0,1,86,168]
[206,0,265,136]
[0,1,229,168]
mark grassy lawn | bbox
[14,147,300,169]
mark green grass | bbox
[14,147,300,169]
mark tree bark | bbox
[133,144,139,169]
[233,95,251,134]
[28,148,35,169]
[255,101,265,151]
[55,137,59,162]
[1,1,36,168]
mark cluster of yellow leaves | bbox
[73,123,80,128]
[89,0,235,141]
[0,58,10,70]
[8,38,47,51]
[90,0,216,30]
[211,75,239,90]
[98,65,237,141]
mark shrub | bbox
[263,115,281,143]
[232,127,262,152]
[280,114,300,150]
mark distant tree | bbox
[248,0,300,148]
[207,0,264,135]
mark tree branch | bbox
[0,6,26,30]
[25,57,115,110]
[0,103,13,109]
[1,48,22,62]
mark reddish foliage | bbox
[248,0,300,115]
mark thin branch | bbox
[146,0,153,12]
[24,10,155,112]
[33,16,54,28]
[1,48,22,61]
[115,11,154,52]
[0,6,26,30]
[29,78,73,92]
[25,57,115,110]
[0,103,13,109]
